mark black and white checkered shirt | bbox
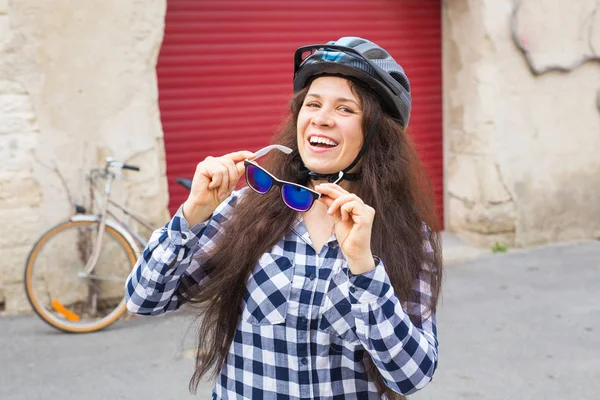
[126,189,438,399]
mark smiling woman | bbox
[127,37,442,400]
[297,77,364,175]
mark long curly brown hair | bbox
[177,80,442,399]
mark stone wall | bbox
[0,0,168,315]
[444,0,600,247]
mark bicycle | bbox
[23,158,192,333]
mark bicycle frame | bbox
[71,214,141,263]
[25,157,175,333]
[105,199,153,247]
[78,160,153,276]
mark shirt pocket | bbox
[318,268,360,343]
[241,253,294,326]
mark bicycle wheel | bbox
[24,219,137,333]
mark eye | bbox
[305,102,320,108]
[338,106,355,114]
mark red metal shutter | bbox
[157,0,443,224]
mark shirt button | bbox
[308,273,316,281]
[145,287,155,296]
[349,287,356,293]
[298,316,307,325]
[181,233,187,240]
[301,357,308,365]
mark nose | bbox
[311,107,334,127]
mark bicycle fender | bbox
[69,215,141,256]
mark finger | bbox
[315,184,344,200]
[339,204,350,222]
[235,160,247,177]
[340,201,361,222]
[329,198,357,224]
[317,195,334,208]
[220,157,239,191]
[329,208,343,224]
[318,183,350,195]
[216,165,230,198]
[195,158,214,187]
[327,194,362,215]
[194,162,209,182]
[342,202,375,225]
[340,201,358,217]
[314,183,349,200]
[223,150,255,164]
[207,164,223,190]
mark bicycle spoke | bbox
[24,220,137,333]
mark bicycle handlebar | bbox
[122,164,140,171]
[105,158,140,172]
[175,177,192,190]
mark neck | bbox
[308,178,356,192]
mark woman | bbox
[126,37,442,399]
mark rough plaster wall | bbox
[444,0,518,247]
[0,0,168,314]
[445,0,600,248]
[497,0,600,246]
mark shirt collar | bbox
[291,216,339,249]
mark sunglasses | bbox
[244,145,343,212]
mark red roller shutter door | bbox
[157,0,443,225]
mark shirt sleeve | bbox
[124,189,243,315]
[348,234,438,395]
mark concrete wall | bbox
[0,0,168,315]
[444,0,600,248]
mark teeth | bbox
[309,136,338,146]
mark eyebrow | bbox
[306,93,359,106]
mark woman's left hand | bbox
[315,183,376,275]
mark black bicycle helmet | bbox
[293,36,412,127]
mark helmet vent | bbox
[363,48,388,60]
[390,71,410,91]
[347,39,367,48]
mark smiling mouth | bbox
[308,136,339,148]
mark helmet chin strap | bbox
[298,120,378,183]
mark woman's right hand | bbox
[182,150,255,226]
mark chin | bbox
[304,164,340,174]
[300,152,349,174]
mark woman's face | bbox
[297,76,364,175]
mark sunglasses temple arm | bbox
[252,144,293,160]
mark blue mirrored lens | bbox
[247,164,273,194]
[282,184,314,211]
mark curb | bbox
[441,231,490,265]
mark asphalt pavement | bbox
[1,239,599,400]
